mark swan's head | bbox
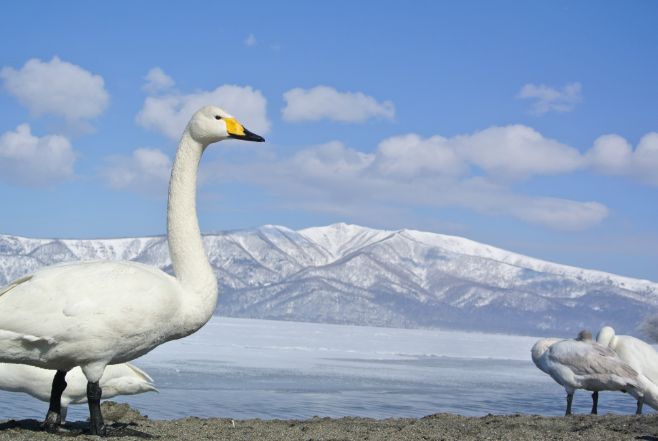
[576,329,593,341]
[596,326,616,347]
[187,105,265,144]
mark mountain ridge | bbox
[1,223,656,336]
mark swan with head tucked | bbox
[596,325,658,414]
[531,331,646,415]
[0,106,264,435]
[0,362,157,422]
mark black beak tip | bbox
[233,128,265,142]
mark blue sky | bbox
[1,1,657,281]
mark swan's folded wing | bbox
[0,275,33,297]
[0,329,57,348]
[548,341,638,378]
[125,363,155,383]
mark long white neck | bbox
[167,130,218,323]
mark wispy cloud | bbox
[143,67,175,94]
[208,125,612,231]
[101,148,171,195]
[136,68,270,139]
[517,82,582,115]
[282,86,395,123]
[244,33,257,47]
[0,57,109,123]
[0,124,76,187]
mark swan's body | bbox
[597,326,658,413]
[0,363,156,421]
[0,262,194,370]
[531,336,645,415]
[0,106,264,434]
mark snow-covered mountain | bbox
[1,223,656,336]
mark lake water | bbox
[0,317,644,421]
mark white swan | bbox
[0,363,156,422]
[531,331,645,415]
[0,106,264,435]
[597,325,658,414]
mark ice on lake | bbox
[0,317,644,421]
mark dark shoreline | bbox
[0,403,656,441]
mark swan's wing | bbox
[99,364,158,398]
[548,341,638,378]
[103,363,155,383]
[0,275,33,297]
[0,329,55,344]
[0,261,180,365]
[125,363,154,383]
[613,336,658,384]
[0,327,59,363]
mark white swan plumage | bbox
[0,106,264,434]
[596,325,658,414]
[531,332,646,415]
[0,363,157,422]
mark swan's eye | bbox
[215,115,222,120]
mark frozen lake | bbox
[0,317,644,421]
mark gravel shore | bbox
[0,402,656,440]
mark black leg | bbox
[637,396,644,415]
[87,381,106,436]
[44,370,67,432]
[591,391,598,415]
[565,393,573,416]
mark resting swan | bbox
[0,106,264,435]
[531,331,645,415]
[0,363,156,422]
[597,325,658,414]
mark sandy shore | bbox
[0,402,656,440]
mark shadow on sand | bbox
[0,419,156,438]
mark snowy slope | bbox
[1,223,656,336]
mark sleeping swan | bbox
[0,363,156,422]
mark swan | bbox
[0,106,264,435]
[531,331,645,415]
[597,325,658,414]
[0,362,156,422]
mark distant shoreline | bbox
[0,403,656,441]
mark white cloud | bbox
[0,57,109,121]
[374,134,465,177]
[509,198,608,231]
[454,125,583,178]
[0,124,75,186]
[586,134,633,175]
[518,82,582,115]
[365,125,581,180]
[244,34,257,47]
[586,132,658,185]
[290,141,374,180]
[101,148,171,194]
[634,132,658,185]
[282,86,395,123]
[143,67,175,94]
[137,83,270,140]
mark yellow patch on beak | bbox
[224,118,246,137]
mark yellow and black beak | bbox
[224,117,265,142]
